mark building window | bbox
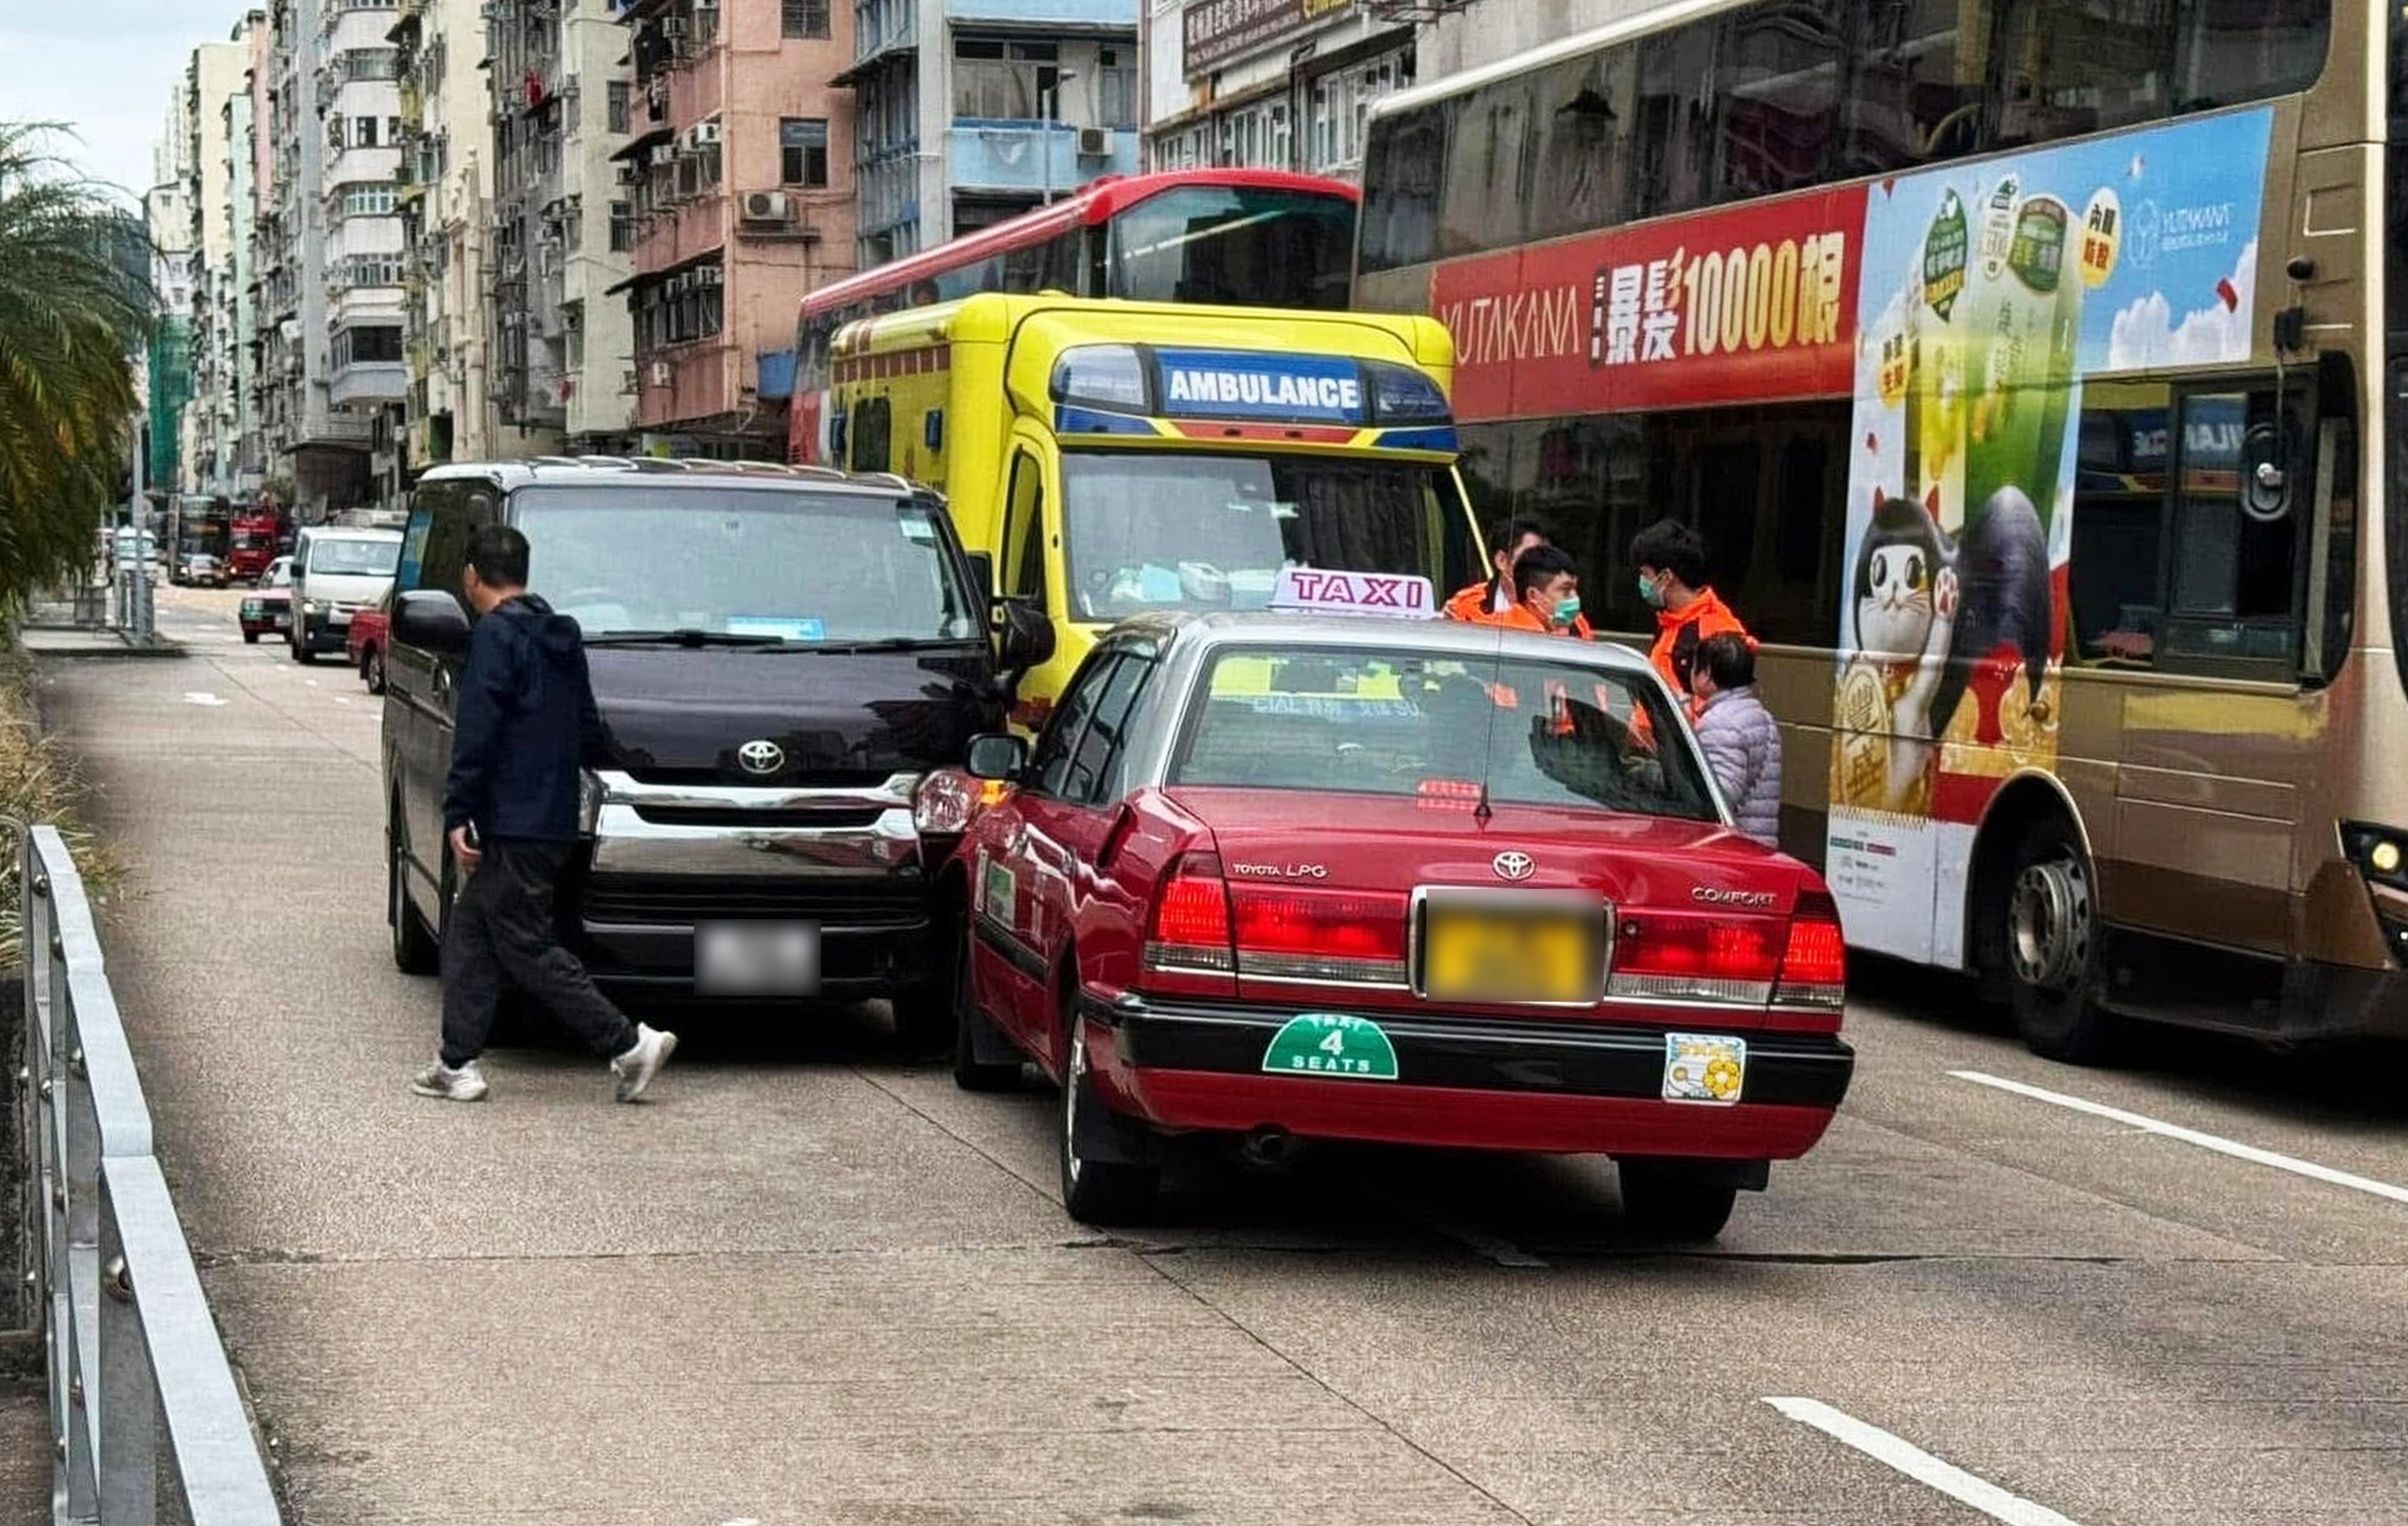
[781,0,829,39]
[609,199,633,252]
[337,183,398,218]
[781,118,829,186]
[1096,47,1136,129]
[607,79,630,135]
[333,325,402,367]
[1307,48,1410,174]
[353,116,379,148]
[954,38,1064,121]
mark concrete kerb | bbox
[18,629,186,660]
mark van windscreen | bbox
[307,538,401,576]
[512,487,982,645]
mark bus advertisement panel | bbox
[1832,106,2273,961]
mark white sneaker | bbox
[610,1024,677,1103]
[409,1058,489,1102]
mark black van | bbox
[381,459,1048,1039]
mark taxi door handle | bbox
[433,666,454,700]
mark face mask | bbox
[1637,573,1666,609]
[1550,594,1583,629]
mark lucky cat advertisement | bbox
[1827,108,2273,964]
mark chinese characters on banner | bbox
[1432,185,1869,422]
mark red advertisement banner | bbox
[1432,184,1870,421]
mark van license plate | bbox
[696,921,819,996]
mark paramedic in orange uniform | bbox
[1629,518,1752,710]
[1444,517,1551,624]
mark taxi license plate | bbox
[1419,896,1604,1004]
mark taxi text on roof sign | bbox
[1268,567,1438,618]
[1155,348,1366,425]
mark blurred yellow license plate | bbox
[1422,903,1602,1003]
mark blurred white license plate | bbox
[271,615,291,627]
[696,921,819,996]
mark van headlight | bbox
[912,769,980,837]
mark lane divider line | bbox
[1950,1070,2408,1206]
[1764,1397,2087,1526]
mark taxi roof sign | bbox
[1268,568,1438,619]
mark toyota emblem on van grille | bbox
[736,739,785,777]
[1492,851,1535,882]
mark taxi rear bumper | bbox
[1086,996,1852,1159]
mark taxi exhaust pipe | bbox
[1239,1126,1299,1171]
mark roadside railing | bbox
[15,822,281,1523]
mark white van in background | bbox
[290,526,402,664]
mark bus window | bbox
[2069,386,2172,666]
[1528,55,1629,243]
[1633,25,1723,218]
[2163,388,2309,668]
[1439,79,1535,258]
[1716,0,1843,199]
[1359,105,1446,275]
[1992,0,2173,145]
[1843,0,1978,176]
[1109,183,1357,309]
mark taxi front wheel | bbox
[1617,1160,1739,1242]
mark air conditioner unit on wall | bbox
[649,360,671,386]
[740,191,790,223]
[1075,126,1111,158]
[691,121,722,147]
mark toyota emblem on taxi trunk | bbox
[736,739,785,777]
[1492,851,1535,882]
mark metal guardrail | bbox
[16,823,281,1523]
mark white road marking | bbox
[1950,1070,2408,1206]
[332,696,352,705]
[181,692,229,707]
[1765,1397,2087,1526]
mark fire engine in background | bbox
[227,503,288,583]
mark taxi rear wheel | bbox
[1058,1017,1159,1226]
[1617,1160,1738,1243]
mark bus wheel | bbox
[2005,815,2112,1063]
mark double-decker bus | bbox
[788,169,1360,465]
[1356,0,2396,1058]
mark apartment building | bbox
[184,32,257,498]
[317,0,412,508]
[236,11,280,491]
[486,0,638,452]
[262,0,378,519]
[613,0,855,449]
[393,0,505,464]
[846,0,1139,268]
[144,109,198,499]
[1141,0,1413,181]
[219,14,273,495]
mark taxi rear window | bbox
[1170,646,1716,822]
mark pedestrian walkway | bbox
[1,1375,47,1517]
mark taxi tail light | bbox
[1606,911,1779,1006]
[1775,888,1847,1011]
[1145,852,1235,976]
[1229,886,1409,986]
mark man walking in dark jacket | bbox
[411,525,676,1103]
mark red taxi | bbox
[943,587,1853,1236]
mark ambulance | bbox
[827,293,1483,722]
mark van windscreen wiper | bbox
[582,628,785,648]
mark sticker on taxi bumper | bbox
[1262,1013,1398,1081]
[1663,1033,1745,1104]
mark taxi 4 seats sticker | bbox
[1262,1013,1399,1081]
[1663,1033,1746,1105]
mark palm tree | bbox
[0,122,152,608]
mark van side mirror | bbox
[395,588,471,655]
[965,733,1029,782]
[996,598,1055,673]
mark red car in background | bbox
[942,603,1853,1236]
[347,594,390,693]
[236,556,294,643]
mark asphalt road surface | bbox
[25,580,2408,1524]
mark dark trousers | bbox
[440,839,636,1068]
